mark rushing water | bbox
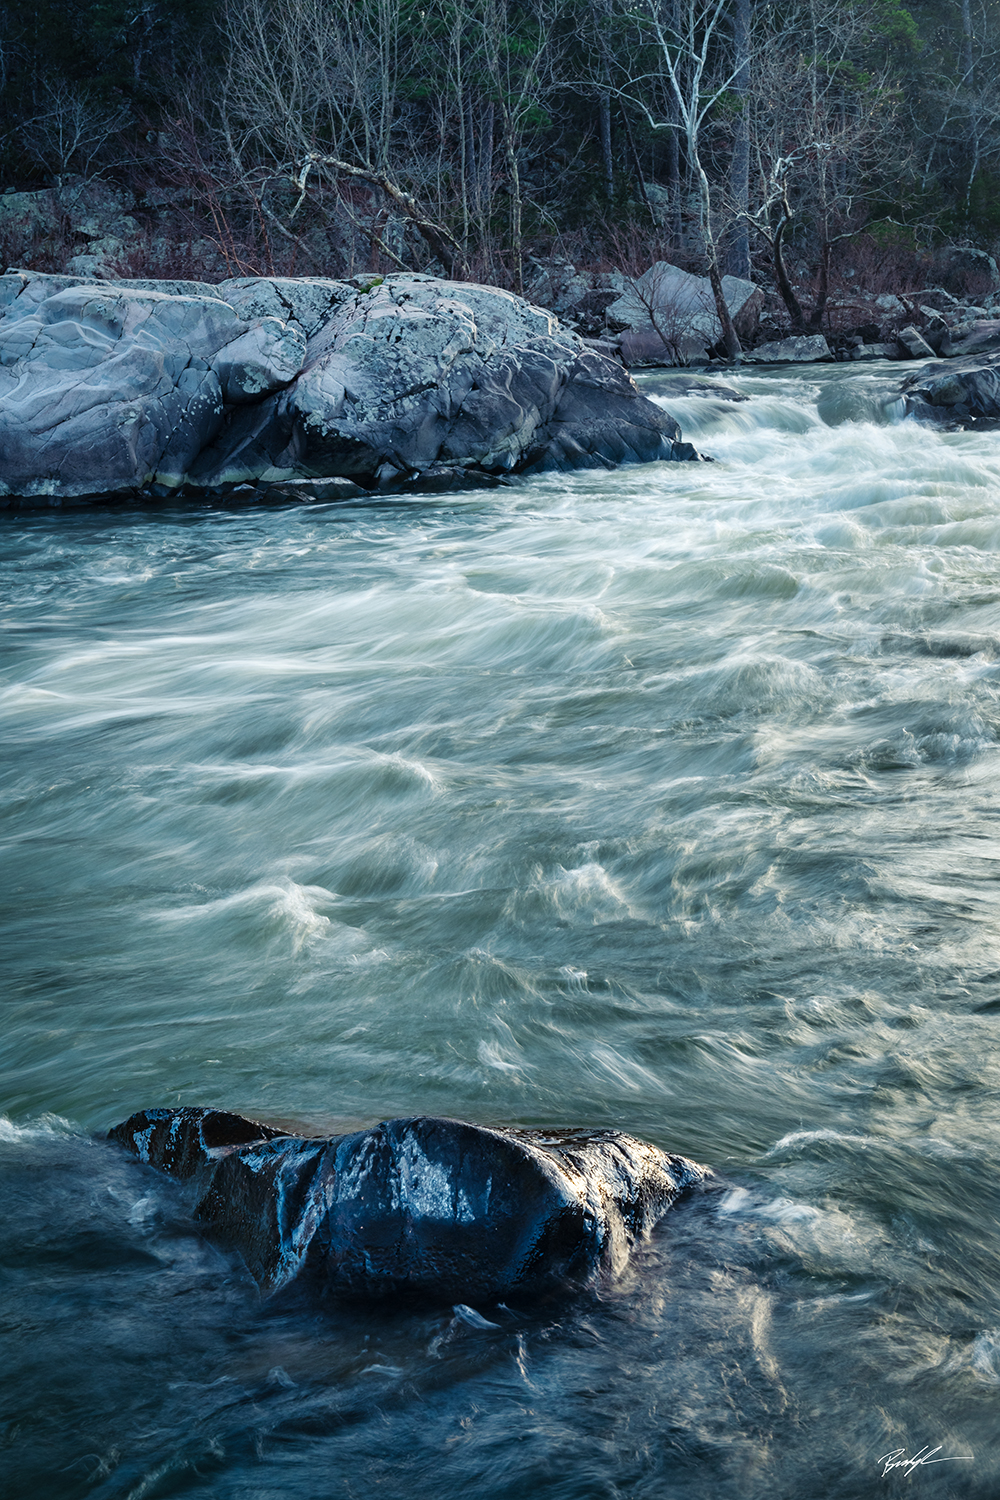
[4,361,1000,1499]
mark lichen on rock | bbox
[0,269,704,502]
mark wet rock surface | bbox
[0,270,702,502]
[895,352,1000,428]
[108,1107,707,1303]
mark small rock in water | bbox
[108,1107,707,1303]
[651,376,750,402]
[256,476,366,502]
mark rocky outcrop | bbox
[108,1107,707,1303]
[896,352,1000,428]
[605,263,762,365]
[0,269,703,502]
[0,179,143,279]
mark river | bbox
[3,361,999,1499]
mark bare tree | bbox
[725,0,751,278]
[912,0,1000,219]
[206,0,468,274]
[743,0,906,332]
[18,78,131,185]
[611,0,746,358]
[471,0,569,292]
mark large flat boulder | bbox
[108,1107,707,1303]
[938,318,1000,358]
[0,270,703,501]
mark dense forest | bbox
[1,0,998,318]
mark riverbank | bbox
[5,179,1000,371]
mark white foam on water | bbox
[542,861,637,924]
[477,1038,528,1075]
[0,1113,75,1143]
[767,1129,883,1154]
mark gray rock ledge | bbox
[0,270,705,502]
[108,1107,708,1303]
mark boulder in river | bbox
[896,352,1000,428]
[0,269,703,503]
[108,1107,707,1303]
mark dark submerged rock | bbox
[108,1107,707,1303]
[648,376,750,403]
[0,270,703,502]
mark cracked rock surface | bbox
[0,270,702,501]
[108,1107,707,1303]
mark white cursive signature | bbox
[878,1445,973,1478]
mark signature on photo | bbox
[879,1445,973,1478]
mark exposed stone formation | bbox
[603,262,763,365]
[0,270,705,503]
[896,351,1000,429]
[108,1107,707,1302]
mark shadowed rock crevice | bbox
[0,271,705,502]
[108,1108,707,1304]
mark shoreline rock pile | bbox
[522,254,1000,370]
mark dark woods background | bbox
[0,0,997,312]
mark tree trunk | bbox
[694,159,741,358]
[480,102,495,210]
[960,0,974,83]
[502,107,523,294]
[725,0,751,278]
[807,240,831,331]
[773,211,806,333]
[599,91,614,200]
[619,105,653,219]
[666,130,681,249]
[464,88,477,224]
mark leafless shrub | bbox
[17,78,132,184]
